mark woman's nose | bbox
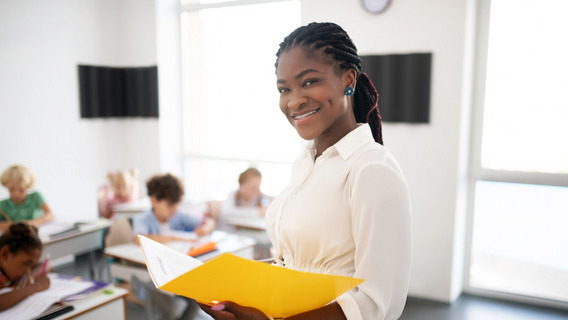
[287,92,308,110]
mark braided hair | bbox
[0,222,42,255]
[275,22,383,145]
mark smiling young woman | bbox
[276,47,358,158]
[199,22,411,320]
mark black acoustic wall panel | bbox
[360,53,432,123]
[79,65,159,118]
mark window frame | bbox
[465,0,568,309]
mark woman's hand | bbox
[198,301,269,320]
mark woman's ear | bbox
[343,68,357,91]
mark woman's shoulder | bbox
[350,142,406,178]
[353,141,397,163]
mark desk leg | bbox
[89,250,96,280]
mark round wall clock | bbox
[361,0,392,14]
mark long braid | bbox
[275,22,384,145]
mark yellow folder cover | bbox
[138,235,364,318]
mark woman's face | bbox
[0,247,41,282]
[276,47,356,147]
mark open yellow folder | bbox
[138,235,364,318]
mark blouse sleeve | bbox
[337,160,412,320]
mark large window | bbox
[468,0,568,307]
[179,0,301,202]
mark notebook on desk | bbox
[0,274,102,320]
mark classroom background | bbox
[1,0,566,316]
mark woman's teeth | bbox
[293,109,318,120]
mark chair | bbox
[99,217,134,281]
[207,200,223,222]
[104,217,134,247]
[106,219,199,319]
[131,275,200,320]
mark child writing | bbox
[220,167,273,219]
[0,222,51,311]
[97,168,140,219]
[0,165,55,233]
[132,173,216,243]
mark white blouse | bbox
[265,123,412,320]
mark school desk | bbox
[103,231,256,283]
[40,220,111,280]
[0,274,127,320]
[110,198,151,219]
[217,216,272,260]
[47,285,128,320]
[222,215,266,230]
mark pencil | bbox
[41,254,50,276]
[0,209,11,222]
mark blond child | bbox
[0,223,51,311]
[132,173,216,243]
[97,168,140,219]
[0,165,55,233]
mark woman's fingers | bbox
[198,301,268,320]
[198,302,236,319]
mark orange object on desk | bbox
[187,241,217,257]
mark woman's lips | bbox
[292,108,319,120]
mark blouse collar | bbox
[304,123,374,161]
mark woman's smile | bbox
[291,107,320,122]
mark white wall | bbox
[0,0,475,303]
[301,0,472,302]
[0,0,161,222]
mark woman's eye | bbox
[278,87,289,94]
[303,79,318,87]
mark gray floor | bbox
[56,251,568,320]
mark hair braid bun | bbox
[0,222,42,254]
[9,222,37,239]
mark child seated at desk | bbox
[0,165,55,233]
[132,173,215,243]
[220,167,273,220]
[97,168,140,219]
[0,223,51,311]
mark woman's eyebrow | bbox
[295,68,321,79]
[277,68,322,84]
